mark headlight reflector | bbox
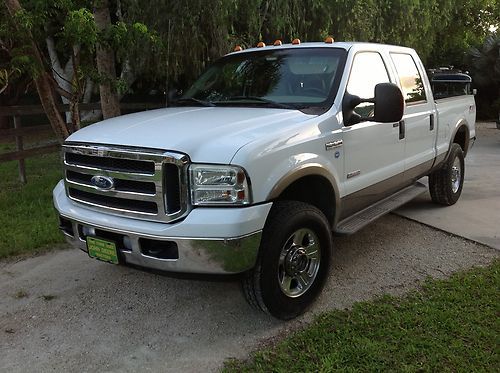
[190,164,251,205]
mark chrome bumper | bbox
[59,214,262,274]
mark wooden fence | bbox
[0,102,164,183]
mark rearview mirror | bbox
[342,83,404,126]
[167,88,183,106]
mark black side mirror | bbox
[342,82,404,126]
[373,83,404,123]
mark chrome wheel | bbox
[278,228,321,298]
[451,157,461,194]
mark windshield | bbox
[181,47,347,114]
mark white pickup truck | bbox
[53,41,476,319]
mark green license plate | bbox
[87,236,119,264]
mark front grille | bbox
[63,143,189,222]
[66,170,157,195]
[69,188,158,214]
[65,152,155,174]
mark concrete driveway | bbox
[1,123,498,373]
[396,121,500,249]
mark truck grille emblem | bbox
[91,175,115,190]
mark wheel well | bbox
[274,175,335,226]
[453,125,469,154]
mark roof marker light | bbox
[234,45,243,52]
[257,41,266,48]
[325,36,335,44]
[273,39,282,46]
[292,38,301,45]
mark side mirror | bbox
[342,83,404,126]
[373,83,404,123]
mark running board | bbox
[335,182,427,235]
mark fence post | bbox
[13,116,27,184]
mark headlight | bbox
[189,164,251,206]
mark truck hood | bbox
[67,107,315,163]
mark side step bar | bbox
[335,182,427,235]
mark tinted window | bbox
[390,53,426,104]
[346,52,390,116]
[183,48,347,114]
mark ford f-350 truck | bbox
[53,41,476,319]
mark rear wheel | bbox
[429,143,465,205]
[243,201,332,320]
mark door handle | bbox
[399,120,405,140]
[429,114,434,131]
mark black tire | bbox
[429,143,465,205]
[242,201,333,320]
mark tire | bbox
[429,143,465,206]
[242,201,333,320]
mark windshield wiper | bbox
[221,96,297,110]
[175,97,216,107]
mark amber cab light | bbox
[292,38,301,45]
[325,36,335,44]
[257,41,266,48]
[273,39,282,46]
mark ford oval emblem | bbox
[91,175,115,190]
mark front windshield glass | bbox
[182,47,347,114]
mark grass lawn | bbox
[225,261,500,372]
[0,144,64,258]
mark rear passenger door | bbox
[390,53,436,178]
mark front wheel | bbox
[429,143,465,205]
[242,201,333,320]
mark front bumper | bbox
[53,181,271,274]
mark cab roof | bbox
[228,41,416,56]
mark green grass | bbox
[225,262,500,372]
[0,147,64,258]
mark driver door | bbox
[341,51,406,218]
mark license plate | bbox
[87,236,119,264]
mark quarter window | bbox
[390,53,426,104]
[346,52,390,117]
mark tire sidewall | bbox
[446,145,465,204]
[258,203,332,320]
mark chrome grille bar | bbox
[63,143,190,223]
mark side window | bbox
[390,53,426,104]
[347,52,390,117]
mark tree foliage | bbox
[1,0,500,132]
[467,32,500,119]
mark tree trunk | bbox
[46,36,73,123]
[93,0,121,119]
[5,0,69,142]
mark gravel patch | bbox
[0,214,497,373]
